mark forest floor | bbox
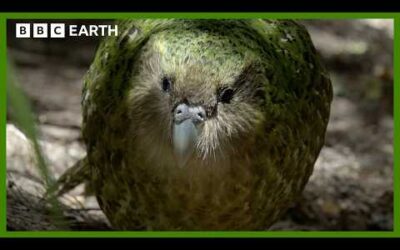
[6,20,394,231]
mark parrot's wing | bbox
[55,157,90,196]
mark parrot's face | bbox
[128,31,268,168]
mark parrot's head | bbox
[128,29,268,168]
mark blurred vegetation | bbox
[7,58,68,229]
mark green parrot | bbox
[57,19,332,230]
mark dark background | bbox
[6,19,394,231]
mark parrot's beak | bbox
[172,103,206,167]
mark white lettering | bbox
[69,25,78,36]
[16,23,30,38]
[17,23,119,38]
[89,25,98,36]
[78,26,89,36]
[33,23,48,38]
[50,23,65,38]
[108,25,118,36]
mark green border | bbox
[0,17,6,236]
[0,12,398,238]
[0,12,399,19]
[394,17,399,234]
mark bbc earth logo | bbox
[15,23,119,38]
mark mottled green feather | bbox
[60,19,332,230]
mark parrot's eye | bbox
[161,77,172,92]
[218,87,235,104]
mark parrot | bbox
[56,19,333,230]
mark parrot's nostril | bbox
[175,105,186,116]
[194,108,206,123]
[174,103,206,123]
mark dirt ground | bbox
[6,19,394,231]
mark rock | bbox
[6,123,109,230]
